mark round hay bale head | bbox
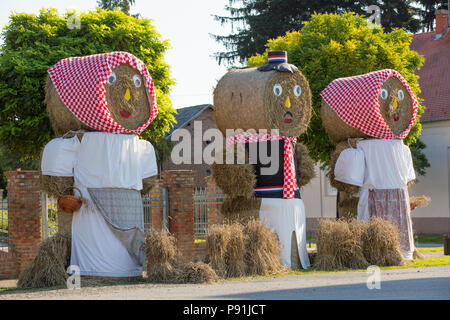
[214,67,312,137]
[320,99,368,144]
[45,63,152,136]
[379,76,414,136]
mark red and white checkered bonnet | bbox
[320,69,418,139]
[48,51,158,135]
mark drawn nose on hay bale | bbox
[214,67,312,137]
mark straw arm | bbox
[295,142,316,187]
[39,174,74,198]
[329,141,360,196]
[142,175,158,195]
[211,146,256,199]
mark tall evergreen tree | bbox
[417,0,448,32]
[213,0,422,65]
[97,0,136,15]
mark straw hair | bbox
[224,223,247,277]
[336,191,359,221]
[379,76,414,136]
[409,195,431,211]
[141,175,158,195]
[313,219,368,270]
[244,219,283,275]
[45,76,93,136]
[329,141,362,196]
[206,224,230,278]
[211,146,256,199]
[413,248,425,260]
[321,99,368,144]
[296,143,316,186]
[361,217,405,266]
[214,68,312,137]
[220,196,261,224]
[18,234,72,288]
[144,228,179,282]
[176,262,220,284]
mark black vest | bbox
[245,140,301,199]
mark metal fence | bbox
[194,187,225,239]
[142,187,169,232]
[41,193,58,241]
[0,197,8,251]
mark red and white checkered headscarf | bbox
[48,51,158,135]
[320,69,418,139]
[226,132,298,199]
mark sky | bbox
[0,0,236,109]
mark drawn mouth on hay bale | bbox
[284,111,293,124]
[120,110,132,119]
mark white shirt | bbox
[334,139,416,221]
[42,132,157,190]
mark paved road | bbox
[1,265,449,300]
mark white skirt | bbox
[70,184,142,277]
[259,198,311,269]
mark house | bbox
[162,104,215,187]
[409,9,450,234]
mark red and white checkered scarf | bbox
[320,69,418,139]
[48,51,158,135]
[226,132,298,199]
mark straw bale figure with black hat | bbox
[212,51,315,270]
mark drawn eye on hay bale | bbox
[20,52,161,288]
[317,69,429,264]
[210,51,316,272]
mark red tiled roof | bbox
[410,31,450,122]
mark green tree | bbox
[97,0,136,15]
[248,12,428,175]
[417,0,448,32]
[213,0,422,66]
[0,8,176,159]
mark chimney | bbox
[435,9,449,34]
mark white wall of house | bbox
[301,164,337,230]
[410,120,450,234]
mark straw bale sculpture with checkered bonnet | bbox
[18,52,159,287]
[212,51,315,270]
[320,69,427,261]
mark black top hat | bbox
[257,51,298,73]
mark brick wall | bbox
[161,170,196,262]
[0,170,42,279]
[162,108,217,187]
[0,251,18,279]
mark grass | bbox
[416,235,444,244]
[231,255,450,280]
[417,247,443,252]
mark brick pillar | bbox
[161,170,195,261]
[5,170,42,274]
[150,180,163,231]
[205,176,223,226]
